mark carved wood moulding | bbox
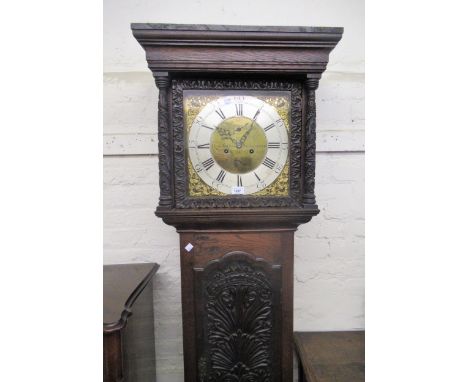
[172,78,303,209]
[131,23,343,74]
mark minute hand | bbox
[239,121,256,147]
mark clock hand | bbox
[239,121,251,130]
[236,121,253,149]
[238,119,256,147]
[240,105,264,145]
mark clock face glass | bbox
[184,91,291,197]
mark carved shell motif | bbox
[200,259,274,382]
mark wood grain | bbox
[179,231,295,381]
[132,23,343,74]
[294,331,365,382]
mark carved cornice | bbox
[132,23,343,74]
[132,23,343,48]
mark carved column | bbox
[154,72,173,209]
[303,76,319,208]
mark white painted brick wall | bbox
[104,1,364,380]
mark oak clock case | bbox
[131,23,343,382]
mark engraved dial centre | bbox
[210,116,267,174]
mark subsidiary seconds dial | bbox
[188,96,289,195]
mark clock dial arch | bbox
[188,95,289,195]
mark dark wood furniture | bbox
[131,23,343,381]
[103,263,159,382]
[294,331,365,382]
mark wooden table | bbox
[294,331,365,382]
[104,263,159,382]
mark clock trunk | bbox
[179,230,294,382]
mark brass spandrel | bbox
[187,160,224,196]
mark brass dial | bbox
[187,95,289,195]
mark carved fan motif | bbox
[199,257,275,382]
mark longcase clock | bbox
[132,23,343,382]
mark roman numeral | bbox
[263,157,276,169]
[252,108,261,121]
[237,175,242,187]
[235,104,243,116]
[268,142,280,148]
[197,143,210,149]
[202,158,215,171]
[254,172,261,181]
[264,123,275,132]
[202,124,214,130]
[215,108,226,120]
[216,170,226,183]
